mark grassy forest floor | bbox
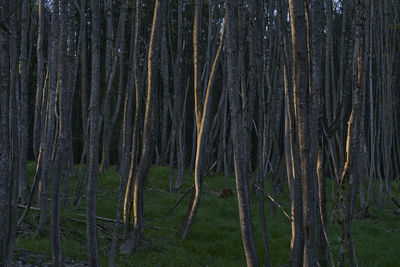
[15,162,400,266]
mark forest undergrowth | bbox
[15,163,400,266]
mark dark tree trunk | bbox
[38,0,59,233]
[51,0,69,265]
[18,0,31,204]
[0,0,11,264]
[225,1,259,265]
[86,0,101,265]
[33,0,45,160]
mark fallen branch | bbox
[148,186,170,195]
[18,204,41,211]
[252,183,293,222]
[169,185,194,213]
[18,204,121,224]
[65,217,113,238]
[389,194,400,209]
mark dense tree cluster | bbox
[0,0,399,266]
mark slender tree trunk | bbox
[225,1,259,265]
[38,0,59,233]
[33,0,45,160]
[122,0,141,237]
[72,0,88,208]
[289,0,318,265]
[0,0,11,263]
[51,0,69,265]
[120,0,162,254]
[160,19,170,165]
[6,2,20,263]
[278,1,305,265]
[109,1,129,265]
[181,12,225,240]
[338,1,365,265]
[194,0,203,134]
[173,0,185,191]
[86,0,101,264]
[18,0,30,204]
[311,0,324,265]
[99,0,114,172]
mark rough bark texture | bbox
[50,0,69,265]
[86,0,101,265]
[289,0,318,265]
[0,0,11,264]
[38,0,59,233]
[33,0,45,161]
[338,1,365,266]
[225,1,260,266]
[18,0,30,204]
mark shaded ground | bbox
[15,163,400,266]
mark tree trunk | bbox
[338,1,365,265]
[33,0,45,160]
[0,0,11,263]
[289,0,318,265]
[225,1,259,265]
[122,0,141,238]
[181,9,225,240]
[18,0,30,204]
[120,0,162,254]
[38,0,59,233]
[86,0,101,264]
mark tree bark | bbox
[86,0,101,264]
[38,0,59,233]
[289,0,318,265]
[120,0,162,254]
[18,0,30,204]
[122,0,141,238]
[0,0,11,263]
[181,14,225,239]
[225,1,259,265]
[33,0,45,161]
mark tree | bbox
[288,0,319,265]
[225,0,259,265]
[0,0,11,264]
[86,0,101,264]
[121,0,163,254]
[38,0,59,233]
[180,0,225,239]
[18,0,31,204]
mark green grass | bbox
[16,164,400,266]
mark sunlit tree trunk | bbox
[289,0,318,265]
[181,5,225,239]
[122,0,141,238]
[120,0,163,254]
